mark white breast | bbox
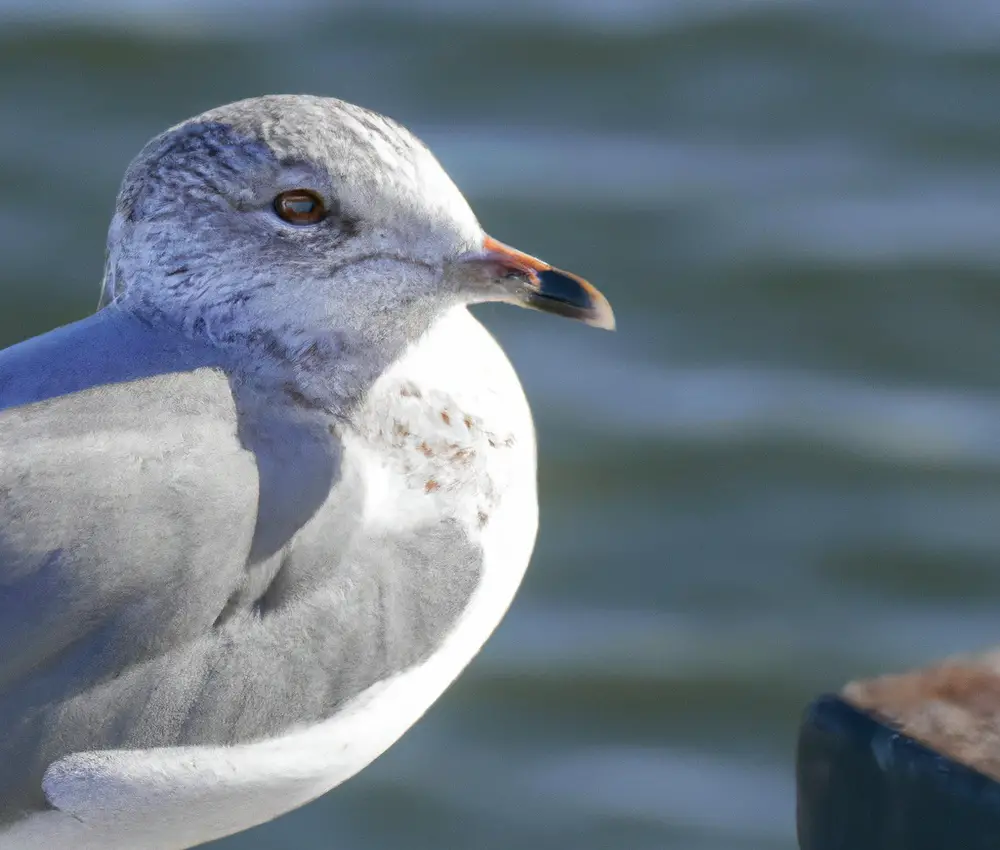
[0,307,539,850]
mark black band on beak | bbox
[478,236,615,330]
[521,268,613,328]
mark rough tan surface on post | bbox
[844,650,1000,780]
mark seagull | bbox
[0,95,614,849]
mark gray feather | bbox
[0,309,481,821]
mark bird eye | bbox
[273,189,327,225]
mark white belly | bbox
[0,307,538,850]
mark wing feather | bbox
[0,367,259,692]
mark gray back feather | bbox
[0,309,481,821]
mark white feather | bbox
[0,307,538,850]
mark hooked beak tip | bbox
[476,235,615,331]
[530,268,616,331]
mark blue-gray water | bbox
[3,1,1000,847]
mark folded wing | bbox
[0,336,260,817]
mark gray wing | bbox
[0,315,261,817]
[0,314,481,827]
[0,367,260,693]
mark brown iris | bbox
[273,189,327,225]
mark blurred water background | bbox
[3,1,1000,847]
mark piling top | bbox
[797,654,1000,850]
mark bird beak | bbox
[461,235,615,330]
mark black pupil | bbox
[286,197,315,216]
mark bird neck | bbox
[116,290,439,420]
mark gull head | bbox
[102,95,614,406]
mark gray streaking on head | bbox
[0,94,613,850]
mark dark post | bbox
[797,657,1000,850]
